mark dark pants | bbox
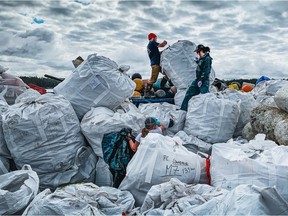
[180,79,209,111]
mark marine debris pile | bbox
[0,40,288,215]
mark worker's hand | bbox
[163,40,167,45]
[126,133,131,141]
[197,80,203,88]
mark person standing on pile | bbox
[126,117,165,152]
[146,33,168,91]
[180,44,213,111]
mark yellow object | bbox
[228,83,239,90]
[133,78,144,91]
[133,91,141,97]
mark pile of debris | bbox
[0,40,288,215]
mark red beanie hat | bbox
[148,33,157,40]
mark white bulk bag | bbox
[274,83,288,113]
[174,130,212,154]
[23,183,135,215]
[81,106,145,157]
[140,178,227,215]
[160,40,215,89]
[119,133,207,207]
[184,93,240,143]
[0,96,10,174]
[0,165,39,215]
[182,184,288,215]
[210,136,288,200]
[54,54,136,119]
[2,94,96,189]
[138,103,186,136]
[222,90,257,137]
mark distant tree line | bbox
[19,76,286,89]
[20,76,61,88]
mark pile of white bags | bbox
[2,93,97,189]
[23,183,135,215]
[0,165,39,215]
[184,93,240,143]
[119,133,208,206]
[140,177,288,215]
[210,134,288,200]
[54,54,136,119]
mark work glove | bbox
[197,80,203,88]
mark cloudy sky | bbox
[0,0,288,80]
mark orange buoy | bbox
[241,84,253,92]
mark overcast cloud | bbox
[0,0,288,80]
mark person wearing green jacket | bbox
[180,44,213,111]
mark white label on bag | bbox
[90,77,101,89]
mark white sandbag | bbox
[14,88,41,104]
[81,106,145,157]
[141,178,228,215]
[182,184,288,215]
[1,72,29,88]
[2,94,96,189]
[54,54,136,119]
[274,83,288,113]
[174,130,212,155]
[0,165,39,215]
[0,85,27,105]
[252,79,288,98]
[210,135,288,200]
[174,88,186,107]
[184,93,240,143]
[0,96,10,174]
[256,95,278,107]
[23,183,135,215]
[160,40,215,89]
[95,157,113,187]
[138,102,186,136]
[222,90,257,137]
[250,104,288,143]
[119,133,208,207]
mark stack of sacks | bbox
[0,165,39,215]
[138,102,186,136]
[139,178,288,215]
[23,183,135,215]
[210,134,288,200]
[184,93,240,143]
[222,90,257,137]
[80,105,145,186]
[160,40,215,107]
[119,133,208,207]
[251,79,288,107]
[2,92,97,189]
[54,54,136,119]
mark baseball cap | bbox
[194,44,205,52]
[148,33,157,40]
[145,117,160,127]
